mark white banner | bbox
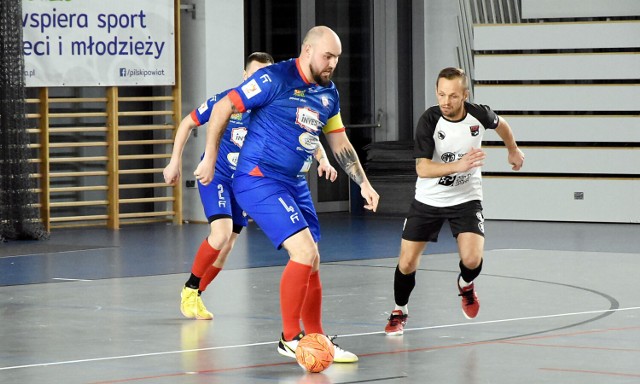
[22,0,175,87]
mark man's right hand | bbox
[194,160,214,186]
[457,147,486,173]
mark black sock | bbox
[185,273,201,290]
[394,265,416,306]
[459,259,483,283]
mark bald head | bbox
[301,26,340,49]
[299,26,341,86]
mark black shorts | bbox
[401,199,485,242]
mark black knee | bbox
[459,259,483,283]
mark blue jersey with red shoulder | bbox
[228,58,345,182]
[190,89,249,182]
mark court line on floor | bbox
[337,306,640,338]
[52,278,93,282]
[2,306,639,372]
[0,340,278,371]
[87,324,640,384]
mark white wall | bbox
[415,2,640,223]
[179,1,244,221]
[472,19,640,223]
[521,0,640,19]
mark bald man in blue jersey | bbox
[194,26,379,363]
[165,52,337,321]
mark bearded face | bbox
[309,60,334,87]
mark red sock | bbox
[301,271,324,335]
[191,238,220,277]
[280,260,312,340]
[199,266,222,292]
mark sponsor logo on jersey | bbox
[470,125,480,136]
[294,89,305,97]
[230,127,247,148]
[298,132,319,153]
[230,113,243,121]
[438,175,456,186]
[260,74,272,83]
[295,107,323,133]
[437,130,446,140]
[241,79,262,99]
[226,152,239,168]
[441,152,456,163]
[197,100,210,114]
[437,173,472,187]
[454,173,471,186]
[321,96,329,107]
[299,156,313,173]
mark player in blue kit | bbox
[164,52,274,320]
[194,26,380,363]
[165,52,338,321]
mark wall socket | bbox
[186,180,196,188]
[574,192,584,200]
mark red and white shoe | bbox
[384,310,408,336]
[458,277,480,319]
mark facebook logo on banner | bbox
[119,68,126,77]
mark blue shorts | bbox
[232,173,320,249]
[198,175,248,230]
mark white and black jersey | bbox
[413,102,499,207]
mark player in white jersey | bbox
[384,67,525,335]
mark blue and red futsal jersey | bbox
[228,58,345,182]
[190,89,248,182]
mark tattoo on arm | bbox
[335,147,364,185]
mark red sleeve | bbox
[228,90,247,113]
[189,110,201,125]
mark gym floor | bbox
[1,213,639,383]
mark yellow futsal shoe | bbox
[195,295,213,320]
[180,286,213,320]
